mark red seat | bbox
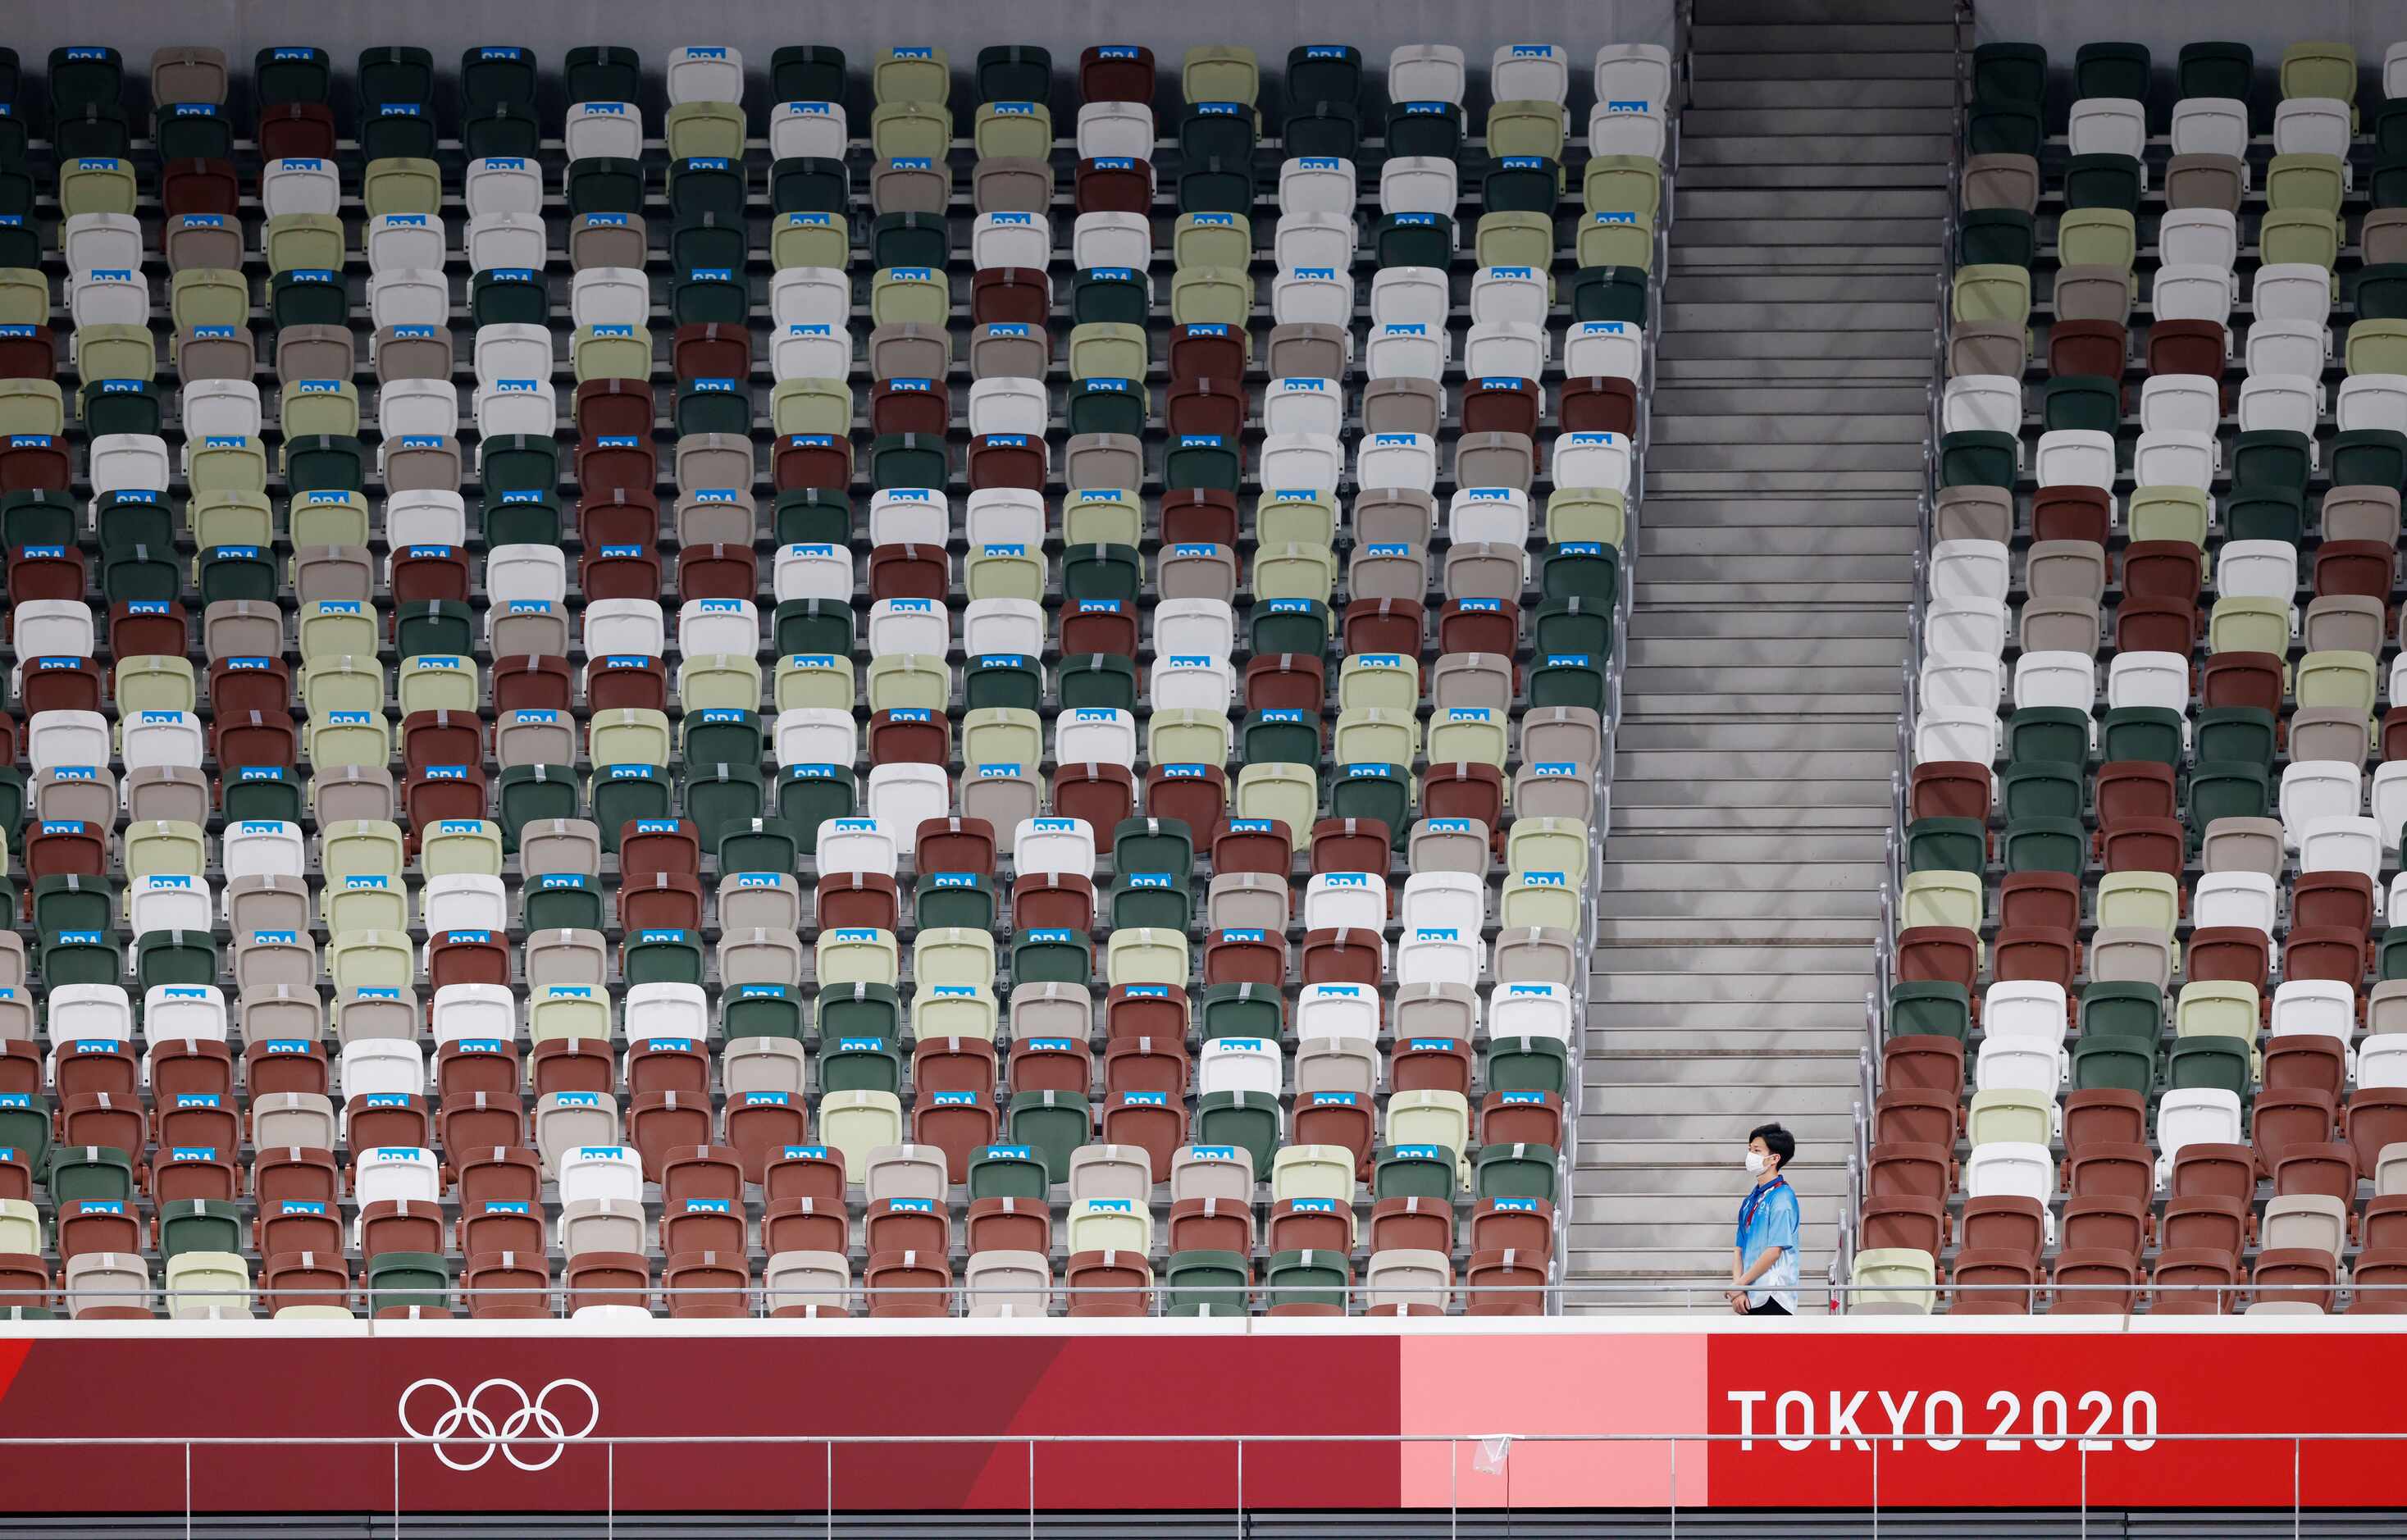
[25,821,107,882]
[358,1198,445,1260]
[1470,1197,1552,1259]
[244,1037,331,1100]
[1204,928,1286,987]
[677,542,759,601]
[2051,1248,2142,1313]
[253,1146,341,1211]
[660,1196,745,1259]
[2046,318,2127,377]
[587,652,669,712]
[627,1040,711,1097]
[1309,818,1391,877]
[966,1195,1052,1254]
[2270,1141,2357,1203]
[911,1036,1000,1096]
[1098,1091,1183,1182]
[428,930,510,989]
[1990,925,2076,991]
[864,1248,951,1317]
[815,871,900,930]
[664,1249,750,1318]
[2200,651,2283,713]
[491,655,574,713]
[673,321,751,381]
[160,157,240,215]
[579,544,664,602]
[2253,1248,2341,1311]
[1342,596,1425,655]
[1894,925,1978,991]
[1872,1087,1958,1147]
[866,542,949,601]
[462,1250,552,1318]
[2062,1089,2146,1155]
[1464,1247,1548,1314]
[262,1251,352,1315]
[257,103,336,159]
[911,1091,998,1182]
[2349,1248,2407,1313]
[1997,870,2081,932]
[1299,924,1383,986]
[1058,596,1139,656]
[1464,376,1543,436]
[21,654,104,714]
[2061,1194,2150,1260]
[157,1094,240,1155]
[1858,1193,1948,1255]
[399,707,483,772]
[435,1088,525,1157]
[1266,1196,1358,1252]
[574,379,654,439]
[1958,1196,2045,1266]
[455,1146,543,1213]
[723,1096,809,1185]
[390,545,471,605]
[2120,540,2203,601]
[2282,926,2368,985]
[1423,763,1507,833]
[565,1251,652,1314]
[0,324,56,380]
[619,818,701,880]
[773,433,853,490]
[865,1196,950,1256]
[1242,652,1326,713]
[2143,318,2223,378]
[914,817,996,876]
[2263,1036,2348,1101]
[206,655,294,718]
[1064,1249,1151,1315]
[1390,1036,1474,1096]
[1005,1035,1092,1095]
[403,763,489,833]
[148,1040,235,1106]
[2345,1091,2407,1178]
[1168,1196,1254,1255]
[2067,1141,2154,1203]
[2099,817,2184,877]
[2113,596,2197,653]
[1438,597,1520,657]
[1103,985,1188,1043]
[212,708,300,771]
[2185,926,2271,987]
[868,376,950,436]
[1158,488,1239,546]
[578,485,660,545]
[2314,539,2394,600]
[2170,1142,2259,1205]
[969,267,1050,327]
[2293,871,2376,937]
[7,541,82,598]
[1294,1091,1375,1173]
[2031,484,2113,544]
[253,1198,341,1260]
[1074,156,1154,215]
[1010,873,1096,931]
[347,1092,432,1150]
[2094,760,2177,827]
[1950,1250,2040,1314]
[866,706,948,765]
[628,1091,713,1180]
[577,435,659,500]
[618,871,704,932]
[1865,1140,1952,1201]
[1053,762,1137,832]
[151,1148,239,1205]
[1210,818,1293,877]
[1139,765,1224,836]
[1165,377,1244,439]
[1080,43,1156,101]
[761,1196,846,1255]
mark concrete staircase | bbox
[1570,0,1959,1310]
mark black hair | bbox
[1750,1123,1796,1168]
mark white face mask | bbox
[1744,1150,1769,1175]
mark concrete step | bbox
[1648,385,1931,419]
[1648,412,1928,444]
[1682,133,1953,166]
[1690,21,1959,52]
[1627,605,1906,637]
[1696,0,1961,22]
[1688,75,1954,108]
[1588,961,1877,1002]
[1684,107,1958,137]
[1636,494,1924,526]
[1674,162,1950,190]
[1693,49,1958,80]
[1652,353,1936,383]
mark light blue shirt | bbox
[1736,1177,1801,1313]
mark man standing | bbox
[1728,1123,1799,1316]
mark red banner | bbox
[0,1322,2398,1513]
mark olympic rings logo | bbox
[398,1378,601,1472]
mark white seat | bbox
[2254,263,2333,326]
[1012,816,1097,879]
[677,598,758,659]
[431,982,517,1046]
[972,211,1051,270]
[1390,43,1466,106]
[2270,979,2355,1049]
[625,982,710,1047]
[422,873,508,938]
[960,598,1045,659]
[1491,42,1570,105]
[1363,323,1446,380]
[1395,926,1479,988]
[1917,650,2004,713]
[774,324,851,381]
[1273,212,1356,272]
[48,984,134,1053]
[1463,321,1548,380]
[2157,207,2238,271]
[2033,428,2116,490]
[1071,212,1151,271]
[367,268,446,333]
[1563,320,1643,381]
[1055,707,1136,767]
[340,1037,426,1099]
[1074,103,1152,162]
[2192,871,2277,936]
[1263,377,1344,438]
[68,269,145,334]
[2152,264,2235,331]
[1975,1036,2065,1096]
[558,1145,645,1214]
[121,710,205,771]
[1197,1037,1283,1098]
[2105,651,2190,713]
[1151,598,1235,659]
[2136,373,2218,438]
[1149,655,1237,714]
[221,819,306,887]
[866,764,950,858]
[2170,98,2250,172]
[567,101,645,161]
[2217,539,2300,604]
[773,543,852,604]
[2130,429,2213,491]
[472,322,553,390]
[771,267,851,330]
[2360,1033,2407,1089]
[1354,431,1438,493]
[365,213,445,274]
[2274,97,2354,163]
[2337,374,2407,435]
[868,598,948,658]
[30,709,112,773]
[1548,431,1631,494]
[182,379,264,443]
[665,44,745,105]
[1469,264,1548,330]
[2245,318,2328,377]
[2068,98,2148,186]
[1926,595,2008,658]
[466,212,545,273]
[964,489,1042,548]
[62,213,140,275]
[571,267,650,330]
[2388,43,2407,103]
[142,983,228,1049]
[2154,1089,2245,1188]
[89,432,170,499]
[2373,763,2407,855]
[1981,982,2069,1049]
[768,100,845,161]
[1594,42,1673,109]
[375,378,458,447]
[1260,432,1345,491]
[351,1147,441,1238]
[475,379,556,442]
[967,377,1046,438]
[261,156,340,216]
[130,876,212,937]
[486,545,569,606]
[1588,100,1666,161]
[2300,817,2383,911]
[1272,266,1353,330]
[2011,650,2094,713]
[1487,980,1575,1042]
[1278,157,1358,218]
[1370,266,1449,330]
[1930,539,2012,604]
[860,489,945,549]
[1448,486,1532,549]
[2237,374,2323,446]
[463,157,541,218]
[1296,982,1381,1043]
[775,708,856,769]
[2280,763,2364,851]
[1400,871,1484,934]
[815,817,897,877]
[1304,870,1388,934]
[1942,374,2022,436]
[581,599,665,658]
[1379,155,1458,216]
[1912,705,1999,767]
[1963,1142,2058,1242]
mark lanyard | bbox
[1739,1176,1787,1235]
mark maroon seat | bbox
[258,103,336,159]
[427,930,509,991]
[2270,1142,2357,1203]
[1342,595,1425,655]
[618,818,700,881]
[1309,820,1391,879]
[627,1091,712,1180]
[2048,318,2127,378]
[7,540,82,597]
[577,435,659,499]
[1880,1034,1964,1095]
[357,1197,444,1261]
[151,1148,239,1205]
[1463,1247,1547,1314]
[2186,926,2271,987]
[1211,817,1293,877]
[1557,375,1639,436]
[660,1199,745,1259]
[1908,761,1990,820]
[2200,651,2284,713]
[1872,1087,1957,1148]
[206,654,294,718]
[1158,488,1239,546]
[160,157,240,215]
[2050,1248,2141,1313]
[574,379,654,439]
[491,655,575,713]
[864,1248,951,1317]
[627,1040,710,1098]
[434,1038,522,1102]
[762,1146,846,1207]
[1079,43,1156,101]
[2283,926,2368,986]
[1064,1250,1151,1316]
[529,1038,615,1099]
[347,1094,433,1151]
[762,1196,847,1255]
[458,1250,549,1318]
[2349,1248,2407,1313]
[565,1251,652,1314]
[250,1146,341,1212]
[673,322,751,380]
[1139,765,1224,838]
[1005,1035,1092,1096]
[1894,924,1978,992]
[1423,763,1507,836]
[676,541,759,601]
[969,267,1050,327]
[148,1040,235,1107]
[723,1096,809,1186]
[1053,761,1137,833]
[1866,1140,1951,1201]
[2314,539,2393,600]
[2063,1089,2146,1155]
[1074,156,1153,214]
[59,1091,144,1154]
[2057,1195,2147,1262]
[26,819,112,879]
[253,1199,341,1261]
[865,1197,950,1257]
[1164,376,1243,438]
[911,1037,1000,1097]
[1168,1196,1255,1255]
[1295,1091,1376,1174]
[1297,924,1382,988]
[578,485,660,545]
[2143,318,2224,378]
[0,325,56,380]
[1991,926,2076,991]
[2364,1195,2407,1251]
[1102,1033,1188,1096]
[157,1095,239,1155]
[2171,1142,2259,1204]
[911,1091,999,1182]
[1167,322,1244,383]
[2121,539,2204,601]
[579,544,664,602]
[814,871,900,931]
[1990,872,2077,936]
[262,1251,352,1315]
[2094,760,2177,828]
[2253,1248,2341,1312]
[868,376,950,436]
[1948,1250,2040,1314]
[1460,375,1542,436]
[866,541,948,600]
[21,654,105,714]
[2293,871,2376,937]
[2113,595,2197,653]
[1391,1037,1474,1097]
[2027,484,2112,544]
[1010,873,1096,932]
[2149,1247,2239,1314]
[53,1043,138,1103]
[1204,928,1287,988]
[1058,596,1138,656]
[1438,599,1521,659]
[2347,1089,2407,1177]
[663,1250,750,1319]
[1098,1091,1183,1182]
[965,1195,1051,1254]
[390,544,472,605]
[1105,995,1187,1056]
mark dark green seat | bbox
[2063,153,2142,213]
[1196,1090,1281,1174]
[1999,759,2084,821]
[2187,760,2271,827]
[968,1144,1051,1201]
[1288,42,1361,104]
[2380,927,2407,982]
[1958,207,2037,268]
[978,43,1054,103]
[565,45,643,104]
[1264,1247,1352,1313]
[778,765,858,845]
[672,269,748,327]
[1484,156,1561,213]
[1248,596,1331,655]
[83,380,163,438]
[590,765,675,850]
[682,766,767,853]
[2074,42,2150,99]
[2330,429,2407,490]
[817,982,902,1044]
[1889,981,1972,1041]
[393,599,473,657]
[2070,1035,2157,1096]
[1109,873,1192,931]
[48,1145,136,1205]
[48,45,125,116]
[2176,42,2250,101]
[469,268,548,328]
[0,166,31,218]
[623,928,706,986]
[1198,983,1283,1043]
[1006,1091,1090,1184]
[268,269,347,330]
[717,818,803,877]
[1059,654,1139,713]
[522,873,604,931]
[55,109,131,161]
[1939,430,2018,489]
[2358,265,2407,323]
[2377,101,2407,162]
[1532,597,1613,659]
[1483,1037,1570,1096]
[818,1036,902,1096]
[157,1198,244,1261]
[2373,156,2407,209]
[33,876,116,936]
[198,544,276,604]
[460,45,536,111]
[1284,105,1362,161]
[772,156,850,216]
[1012,928,1094,986]
[284,435,365,495]
[0,768,23,833]
[2224,487,2303,544]
[1385,100,1464,161]
[870,212,949,270]
[222,768,303,823]
[869,432,947,490]
[463,103,542,159]
[102,545,180,605]
[966,654,1043,712]
[482,432,560,494]
[4,489,79,548]
[567,157,645,216]
[2230,429,2311,494]
[1374,210,1455,267]
[676,378,752,437]
[1373,1142,1457,1201]
[1113,817,1194,877]
[2164,1036,2252,1103]
[2042,375,2118,434]
[915,873,998,932]
[1329,761,1411,836]
[362,107,440,161]
[40,931,125,987]
[669,215,745,275]
[723,984,805,1042]
[483,489,563,546]
[357,46,436,106]
[1241,709,1321,768]
[774,490,852,549]
[1972,42,2049,106]
[1178,106,1256,165]
[0,213,38,267]
[1068,376,1147,435]
[1475,1141,1558,1202]
[684,709,764,770]
[2098,705,2182,767]
[1163,1249,1251,1317]
[1176,157,1254,215]
[1540,541,1620,605]
[1568,265,1647,324]
[668,157,745,223]
[771,45,846,103]
[2000,818,2086,877]
[2079,981,2164,1041]
[1165,435,1242,493]
[1529,654,1607,712]
[773,595,854,654]
[1905,817,1986,874]
[157,105,235,162]
[2194,708,2277,771]
[134,930,218,990]
[1966,98,2044,157]
[0,1095,51,1173]
[365,1251,452,1314]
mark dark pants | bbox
[1747,1299,1792,1317]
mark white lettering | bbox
[1925,1390,1963,1452]
[1827,1389,1869,1451]
[1876,1389,1918,1452]
[1727,1389,1765,1451]
[1776,1390,1813,1452]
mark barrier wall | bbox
[2,1318,2403,1512]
